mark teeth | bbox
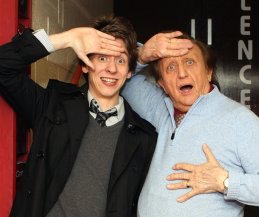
[101,77,116,83]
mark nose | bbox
[177,64,188,79]
[106,59,117,74]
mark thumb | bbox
[79,54,94,71]
[76,52,94,70]
[202,144,219,165]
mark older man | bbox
[122,31,259,217]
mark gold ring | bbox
[186,181,191,188]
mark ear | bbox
[126,71,132,79]
[207,69,213,82]
[82,65,89,74]
[158,79,167,94]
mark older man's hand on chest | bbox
[166,144,229,202]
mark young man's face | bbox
[158,45,212,112]
[84,39,131,108]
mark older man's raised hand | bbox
[138,31,193,64]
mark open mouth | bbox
[179,84,193,93]
[101,77,118,84]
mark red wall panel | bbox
[0,0,18,216]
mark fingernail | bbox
[177,198,183,203]
[180,49,188,55]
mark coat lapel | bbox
[62,97,89,165]
[107,101,141,195]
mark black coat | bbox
[0,30,157,217]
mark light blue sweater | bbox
[122,74,259,217]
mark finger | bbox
[164,31,183,39]
[202,144,219,165]
[166,181,190,190]
[177,190,197,203]
[179,48,190,55]
[164,49,190,57]
[101,38,124,49]
[97,30,116,40]
[100,42,124,53]
[173,163,195,172]
[167,38,193,50]
[166,172,191,181]
[78,53,94,70]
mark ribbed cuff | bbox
[224,171,241,200]
[134,61,149,75]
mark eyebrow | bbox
[90,51,129,59]
[120,51,128,57]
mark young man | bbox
[0,15,157,217]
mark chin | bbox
[181,97,196,105]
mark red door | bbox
[0,0,31,216]
[0,1,18,216]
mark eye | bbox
[186,59,194,65]
[167,63,177,72]
[116,57,126,65]
[98,55,108,62]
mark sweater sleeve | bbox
[224,107,259,206]
[121,74,167,130]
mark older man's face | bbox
[158,45,212,112]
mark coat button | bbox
[36,151,45,159]
[127,124,136,134]
[27,190,32,197]
[55,117,61,125]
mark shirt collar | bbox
[87,91,125,124]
